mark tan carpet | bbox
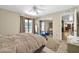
[46,36,67,53]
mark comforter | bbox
[0,33,47,53]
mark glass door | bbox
[29,20,33,33]
[25,19,33,33]
[25,19,29,33]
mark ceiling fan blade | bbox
[28,6,36,12]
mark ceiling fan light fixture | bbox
[25,6,44,16]
[25,10,38,16]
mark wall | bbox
[52,13,62,40]
[49,13,62,40]
[35,19,40,34]
[0,9,20,35]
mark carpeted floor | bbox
[45,36,67,53]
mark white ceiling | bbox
[0,5,78,17]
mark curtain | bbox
[32,19,35,33]
[20,16,25,33]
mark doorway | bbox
[40,20,53,36]
[62,14,74,40]
[25,19,33,33]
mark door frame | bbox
[61,11,75,40]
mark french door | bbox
[25,19,33,33]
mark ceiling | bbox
[0,5,78,17]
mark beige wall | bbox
[52,13,62,40]
[0,9,20,35]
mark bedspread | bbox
[0,33,47,53]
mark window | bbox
[40,21,45,34]
[25,19,33,33]
[41,21,45,32]
[25,19,29,33]
[29,20,33,33]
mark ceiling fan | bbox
[29,5,44,15]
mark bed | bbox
[0,33,47,53]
